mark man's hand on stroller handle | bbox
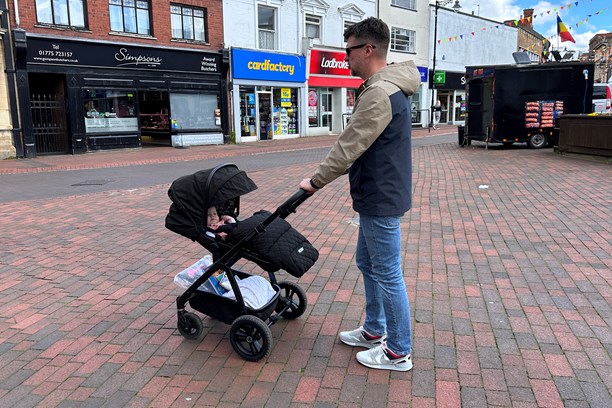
[299,178,318,194]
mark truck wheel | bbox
[528,133,547,149]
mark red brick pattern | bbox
[0,128,611,406]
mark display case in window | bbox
[240,92,256,136]
[273,88,299,135]
[83,89,138,134]
[140,112,170,132]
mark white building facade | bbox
[223,0,376,142]
[379,0,431,127]
[429,5,518,125]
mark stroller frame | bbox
[168,163,312,361]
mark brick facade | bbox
[8,0,224,51]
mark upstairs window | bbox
[305,14,321,40]
[390,27,416,53]
[258,5,276,50]
[36,0,86,28]
[109,0,151,35]
[171,4,208,42]
[391,0,416,11]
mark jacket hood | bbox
[366,60,420,96]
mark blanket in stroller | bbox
[228,210,318,278]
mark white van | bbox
[592,83,611,114]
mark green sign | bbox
[434,71,446,85]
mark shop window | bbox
[258,5,276,50]
[390,27,415,53]
[308,88,331,129]
[109,0,151,36]
[391,0,416,11]
[272,88,299,136]
[35,0,86,28]
[305,14,321,40]
[169,93,219,130]
[83,89,138,133]
[170,4,208,42]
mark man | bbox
[299,17,419,372]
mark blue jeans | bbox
[356,214,412,355]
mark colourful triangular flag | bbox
[557,15,576,43]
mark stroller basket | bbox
[189,271,281,324]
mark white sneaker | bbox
[338,326,385,348]
[356,345,413,372]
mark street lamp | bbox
[430,0,461,130]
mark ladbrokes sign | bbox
[309,49,351,76]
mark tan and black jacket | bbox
[310,60,420,215]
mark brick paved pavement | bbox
[0,127,611,407]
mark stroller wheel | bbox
[230,315,273,362]
[275,281,307,319]
[177,311,203,340]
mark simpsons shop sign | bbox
[232,49,306,82]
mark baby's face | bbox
[207,207,220,225]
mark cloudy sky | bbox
[447,0,611,52]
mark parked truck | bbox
[462,62,595,148]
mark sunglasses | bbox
[345,43,376,56]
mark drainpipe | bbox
[1,0,23,156]
[12,0,18,26]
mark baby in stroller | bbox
[206,206,236,239]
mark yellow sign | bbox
[281,88,291,107]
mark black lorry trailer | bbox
[463,62,595,148]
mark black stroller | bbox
[165,163,318,361]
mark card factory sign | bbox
[26,36,221,74]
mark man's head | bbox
[343,18,390,79]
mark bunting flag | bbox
[431,1,609,52]
[557,15,576,43]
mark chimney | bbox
[523,9,534,28]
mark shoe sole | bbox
[357,358,413,372]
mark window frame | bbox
[390,0,416,11]
[35,0,88,29]
[170,3,209,43]
[257,5,277,50]
[108,0,152,36]
[305,14,322,40]
[390,26,416,54]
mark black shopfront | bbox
[14,34,228,157]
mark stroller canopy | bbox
[166,164,257,241]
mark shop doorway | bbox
[437,91,451,124]
[138,91,170,145]
[320,88,333,130]
[256,91,272,140]
[28,74,70,155]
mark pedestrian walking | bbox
[433,99,442,129]
[299,17,419,372]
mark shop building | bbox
[307,48,362,135]
[222,0,376,140]
[14,34,226,156]
[428,5,517,127]
[8,0,226,157]
[231,48,306,143]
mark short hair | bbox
[343,17,390,58]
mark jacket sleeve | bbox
[310,86,392,188]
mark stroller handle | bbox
[277,188,312,218]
